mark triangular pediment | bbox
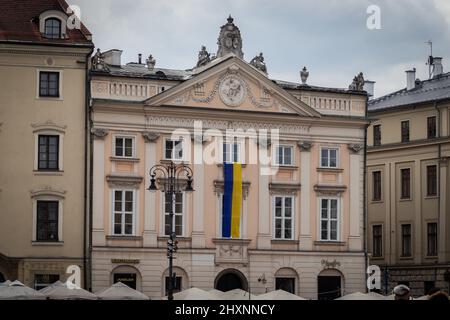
[145,55,321,118]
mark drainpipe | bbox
[435,101,441,266]
[363,95,369,292]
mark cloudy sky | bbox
[68,0,450,98]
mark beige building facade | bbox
[0,0,93,289]
[90,17,368,299]
[367,64,450,296]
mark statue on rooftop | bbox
[250,52,267,74]
[300,66,309,84]
[196,45,211,67]
[91,48,109,71]
[216,15,244,59]
[349,72,364,91]
[146,54,156,70]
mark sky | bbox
[68,0,450,98]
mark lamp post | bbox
[147,161,194,301]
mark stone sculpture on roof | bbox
[91,48,109,71]
[217,15,244,59]
[300,66,309,84]
[146,54,156,70]
[349,72,364,91]
[250,52,267,74]
[196,45,211,67]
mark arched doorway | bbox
[0,272,5,283]
[275,267,299,294]
[317,269,343,300]
[110,265,142,291]
[215,269,248,292]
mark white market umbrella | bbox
[366,291,387,300]
[215,288,256,300]
[39,280,97,300]
[95,282,149,300]
[255,289,306,300]
[336,292,382,300]
[0,280,46,300]
[172,287,219,300]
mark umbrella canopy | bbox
[95,282,149,300]
[366,291,387,300]
[0,280,46,300]
[39,281,97,300]
[215,288,256,300]
[172,287,219,300]
[336,292,383,300]
[255,289,306,300]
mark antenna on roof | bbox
[425,40,433,79]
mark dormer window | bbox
[44,18,61,39]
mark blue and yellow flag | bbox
[222,163,242,238]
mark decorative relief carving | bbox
[106,175,143,188]
[314,184,347,196]
[347,144,363,153]
[298,141,313,151]
[321,259,341,269]
[219,73,247,107]
[212,238,251,265]
[31,120,67,133]
[214,180,250,199]
[91,128,108,139]
[142,132,160,143]
[269,183,301,195]
[30,186,66,199]
[92,81,109,94]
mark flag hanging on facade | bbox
[222,163,242,238]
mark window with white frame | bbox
[115,136,134,158]
[273,196,294,239]
[113,190,135,235]
[274,145,293,166]
[164,192,184,236]
[164,138,183,161]
[319,198,339,241]
[223,142,240,163]
[320,147,338,168]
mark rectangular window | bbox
[427,222,438,256]
[164,139,183,161]
[401,120,410,143]
[39,71,59,97]
[275,145,293,166]
[164,192,183,236]
[400,168,411,199]
[36,201,59,242]
[223,142,240,163]
[320,198,339,241]
[320,148,338,168]
[38,135,59,170]
[427,116,436,139]
[373,125,381,146]
[34,274,60,290]
[273,196,294,240]
[372,225,383,257]
[165,276,182,296]
[115,137,134,157]
[113,190,134,236]
[401,224,412,257]
[426,165,437,197]
[372,171,382,201]
[275,278,295,294]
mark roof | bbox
[0,0,92,46]
[368,72,450,112]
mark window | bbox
[424,281,435,295]
[164,192,183,236]
[275,278,295,294]
[373,125,381,146]
[320,198,339,241]
[401,120,409,143]
[39,71,59,97]
[400,168,411,199]
[320,148,338,168]
[38,135,59,170]
[115,137,134,157]
[44,18,61,39]
[113,190,134,235]
[401,224,412,257]
[275,145,293,166]
[273,196,294,240]
[36,201,59,241]
[427,116,436,139]
[372,171,382,201]
[34,274,60,290]
[426,165,437,196]
[164,139,183,161]
[165,276,182,296]
[372,225,383,257]
[427,222,438,256]
[223,142,240,163]
[113,273,137,290]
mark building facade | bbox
[0,0,93,288]
[90,17,368,299]
[367,62,450,296]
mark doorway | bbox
[215,269,248,292]
[317,276,342,300]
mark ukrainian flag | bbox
[222,163,242,238]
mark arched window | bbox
[44,18,61,39]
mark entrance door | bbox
[0,272,5,283]
[318,276,341,300]
[113,273,137,289]
[216,272,244,292]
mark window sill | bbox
[424,195,438,200]
[271,239,299,244]
[106,235,142,241]
[33,170,64,176]
[370,256,384,260]
[424,255,438,259]
[216,163,247,168]
[370,199,383,204]
[398,256,413,260]
[160,159,190,165]
[36,96,63,101]
[399,198,412,202]
[110,156,140,162]
[157,236,191,241]
[272,165,298,170]
[314,241,346,246]
[32,241,64,246]
[316,167,344,172]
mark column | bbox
[299,141,313,250]
[192,163,205,247]
[348,144,363,251]
[257,139,271,249]
[414,160,422,263]
[91,128,108,246]
[438,157,448,262]
[143,132,159,247]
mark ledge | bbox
[106,175,143,188]
[275,165,299,171]
[314,184,347,193]
[160,159,190,165]
[271,239,299,245]
[110,156,140,162]
[370,199,384,204]
[316,167,344,173]
[157,236,192,241]
[106,235,143,241]
[314,241,346,246]
[32,241,64,246]
[216,163,247,168]
[33,170,64,176]
[212,238,252,245]
[269,182,301,194]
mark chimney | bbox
[102,49,123,66]
[363,80,375,98]
[406,68,416,90]
[138,53,142,64]
[432,57,443,78]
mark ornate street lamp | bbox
[147,161,194,300]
